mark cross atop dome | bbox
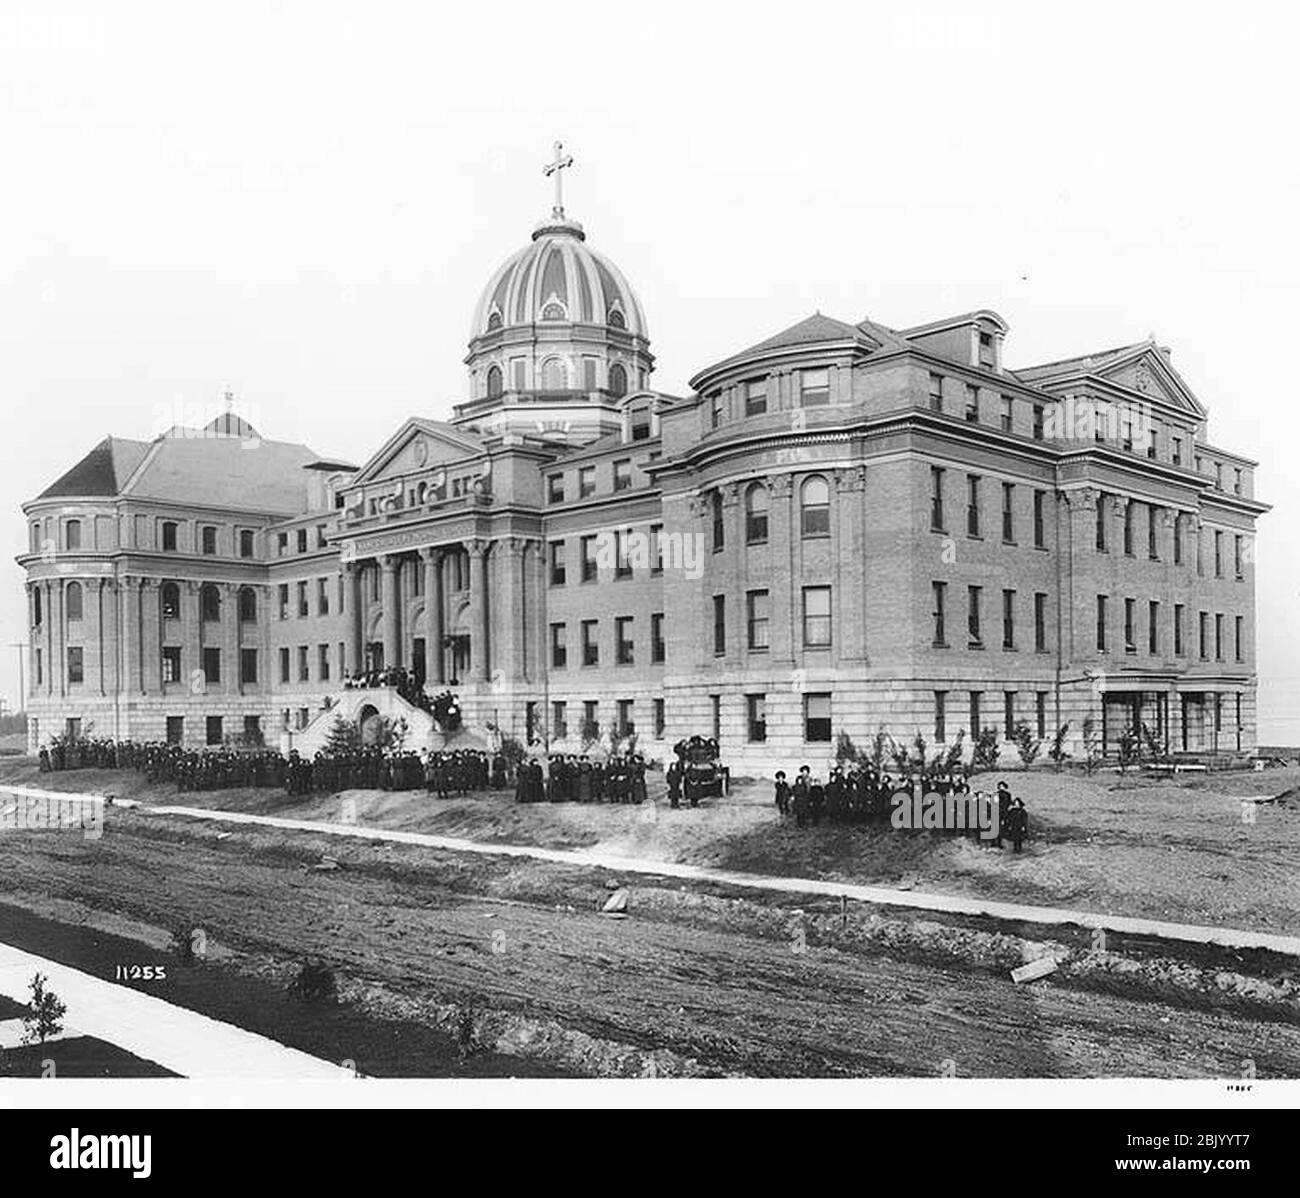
[543,140,574,220]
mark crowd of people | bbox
[516,753,650,804]
[340,665,435,715]
[773,763,1031,850]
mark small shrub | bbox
[23,973,66,1046]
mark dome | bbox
[470,216,648,340]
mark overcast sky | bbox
[2,1,1297,740]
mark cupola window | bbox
[608,306,626,329]
[486,365,503,399]
[609,363,628,398]
[541,302,566,321]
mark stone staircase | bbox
[287,687,436,758]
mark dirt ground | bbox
[8,759,1294,936]
[0,792,1298,1077]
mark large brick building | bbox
[18,181,1267,770]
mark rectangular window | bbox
[711,694,721,740]
[279,647,290,683]
[650,524,663,574]
[1235,615,1244,662]
[746,694,767,743]
[581,620,599,667]
[1199,611,1209,660]
[1234,468,1243,496]
[297,645,309,682]
[319,644,330,682]
[1036,692,1048,740]
[201,526,217,555]
[67,646,84,684]
[968,585,983,647]
[1123,502,1134,556]
[613,459,632,492]
[1096,595,1108,652]
[1034,592,1048,652]
[1032,404,1044,440]
[1004,691,1016,738]
[1001,482,1015,543]
[1174,515,1184,565]
[318,577,329,615]
[550,622,567,668]
[964,384,979,422]
[548,473,565,504]
[1124,598,1136,652]
[1002,589,1016,650]
[709,393,722,429]
[206,716,223,747]
[549,540,566,585]
[616,616,634,665]
[713,595,726,655]
[166,716,184,745]
[202,646,221,684]
[1234,534,1243,579]
[297,528,308,554]
[803,586,831,648]
[1149,601,1160,655]
[297,581,309,618]
[630,408,652,440]
[928,373,943,412]
[1000,395,1013,433]
[1214,530,1223,578]
[970,691,983,737]
[1148,507,1159,559]
[580,535,597,582]
[1174,604,1185,656]
[1096,493,1107,552]
[1033,489,1046,547]
[740,589,770,652]
[745,378,767,417]
[163,646,181,684]
[1215,613,1224,660]
[934,691,947,741]
[932,581,948,647]
[800,367,830,406]
[240,648,258,685]
[930,467,945,531]
[804,693,832,742]
[616,699,634,736]
[966,474,981,537]
[552,701,568,741]
[712,492,725,551]
[162,522,178,552]
[614,529,632,578]
[653,698,665,739]
[1172,436,1183,466]
[579,466,596,498]
[276,531,288,557]
[651,612,665,663]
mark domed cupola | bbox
[464,143,654,411]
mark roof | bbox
[38,436,150,499]
[35,429,321,515]
[1015,342,1150,381]
[737,312,865,357]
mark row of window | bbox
[549,696,661,742]
[706,368,831,430]
[932,584,1053,652]
[1092,494,1246,577]
[929,469,1052,546]
[549,616,666,668]
[1094,599,1246,661]
[480,355,634,398]
[932,690,1054,743]
[546,456,649,504]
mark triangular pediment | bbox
[351,418,486,486]
[1095,347,1206,417]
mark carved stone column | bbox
[346,562,363,675]
[380,555,401,668]
[421,548,444,685]
[467,539,490,682]
[768,475,795,666]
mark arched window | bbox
[608,363,628,398]
[65,520,82,551]
[607,306,626,329]
[486,365,503,399]
[711,490,725,552]
[801,476,831,538]
[200,583,221,622]
[66,581,83,622]
[541,357,568,390]
[238,586,257,623]
[541,302,566,321]
[745,483,769,544]
[486,310,503,331]
[161,582,180,620]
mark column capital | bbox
[834,465,867,493]
[466,538,490,558]
[502,536,530,557]
[769,473,794,499]
[379,553,400,571]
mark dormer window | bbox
[486,310,503,331]
[630,408,652,441]
[978,330,996,369]
[607,306,626,329]
[541,301,566,321]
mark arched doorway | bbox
[358,703,383,745]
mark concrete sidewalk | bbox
[0,940,353,1078]
[147,802,1300,958]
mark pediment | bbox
[1096,348,1207,417]
[351,419,485,486]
